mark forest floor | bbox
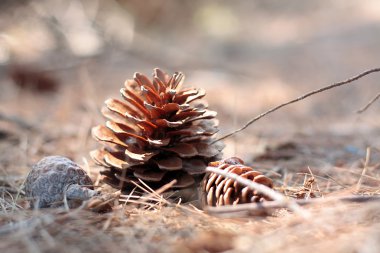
[1,61,380,253]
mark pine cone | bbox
[91,68,224,191]
[202,157,273,206]
[25,156,97,208]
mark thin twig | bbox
[205,166,310,218]
[356,92,380,113]
[206,195,380,216]
[215,68,380,143]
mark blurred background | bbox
[1,0,380,171]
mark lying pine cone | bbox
[202,157,273,206]
[25,156,98,208]
[91,68,224,191]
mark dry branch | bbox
[206,195,380,216]
[215,68,380,143]
[0,112,36,130]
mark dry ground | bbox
[2,1,380,252]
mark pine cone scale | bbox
[141,86,162,104]
[144,103,165,118]
[124,148,157,162]
[92,125,128,148]
[173,88,204,104]
[135,72,155,88]
[103,152,131,169]
[138,74,157,89]
[172,172,195,187]
[163,143,198,157]
[252,175,273,188]
[224,188,235,205]
[101,107,129,126]
[105,98,143,120]
[90,150,111,168]
[195,142,221,157]
[106,121,134,133]
[154,68,168,82]
[170,110,205,122]
[163,103,181,112]
[153,78,166,94]
[120,89,150,114]
[205,173,218,192]
[92,149,142,169]
[104,99,130,116]
[154,119,183,128]
[155,156,182,170]
[121,86,145,106]
[133,168,167,182]
[182,159,206,175]
[222,178,234,192]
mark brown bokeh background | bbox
[2,0,380,165]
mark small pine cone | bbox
[91,68,224,191]
[25,156,97,208]
[202,157,273,206]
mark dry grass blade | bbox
[118,180,205,215]
[215,67,380,143]
[205,166,310,218]
[119,195,163,202]
[119,179,177,209]
[356,147,371,192]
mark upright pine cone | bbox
[202,157,273,206]
[91,68,224,191]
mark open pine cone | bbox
[91,68,224,191]
[202,157,273,206]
